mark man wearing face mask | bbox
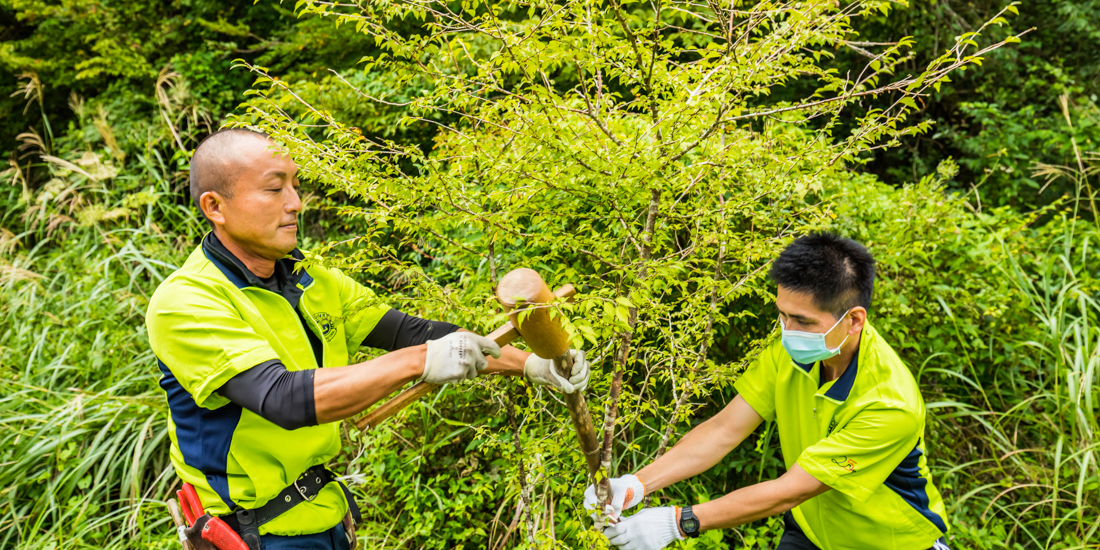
[584,233,950,550]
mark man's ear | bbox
[847,307,867,335]
[200,191,227,226]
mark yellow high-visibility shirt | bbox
[735,321,948,550]
[147,235,390,536]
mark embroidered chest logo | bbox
[315,312,337,342]
[831,456,858,474]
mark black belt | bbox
[222,465,362,550]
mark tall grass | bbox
[928,197,1100,546]
[0,73,205,548]
[0,173,197,547]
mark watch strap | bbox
[679,504,701,538]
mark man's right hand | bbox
[584,474,647,520]
[421,332,501,384]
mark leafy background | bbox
[0,0,1098,549]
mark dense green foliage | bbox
[851,0,1100,209]
[1,0,1098,549]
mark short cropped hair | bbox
[769,233,875,318]
[188,128,271,223]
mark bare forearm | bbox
[692,464,830,532]
[636,418,742,492]
[636,395,764,492]
[695,479,797,530]
[314,345,425,423]
[456,328,530,376]
[482,344,529,376]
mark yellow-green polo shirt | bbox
[735,321,948,549]
[147,241,389,536]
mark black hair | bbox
[768,232,875,318]
[188,128,271,225]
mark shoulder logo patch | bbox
[315,312,337,341]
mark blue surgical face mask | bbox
[779,309,852,364]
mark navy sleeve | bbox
[218,360,317,430]
[360,309,460,351]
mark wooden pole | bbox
[496,269,601,478]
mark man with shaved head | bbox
[147,128,591,550]
[187,129,264,218]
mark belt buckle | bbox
[293,476,315,502]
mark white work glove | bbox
[421,332,501,384]
[603,507,684,550]
[523,349,590,393]
[583,474,646,520]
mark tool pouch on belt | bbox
[224,465,362,550]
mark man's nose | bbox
[286,185,303,214]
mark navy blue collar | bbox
[820,350,859,402]
[201,233,312,309]
[793,359,815,373]
[792,349,859,402]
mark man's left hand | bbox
[523,349,590,393]
[603,507,684,550]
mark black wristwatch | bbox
[678,505,701,538]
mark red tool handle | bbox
[177,483,205,527]
[202,517,251,550]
